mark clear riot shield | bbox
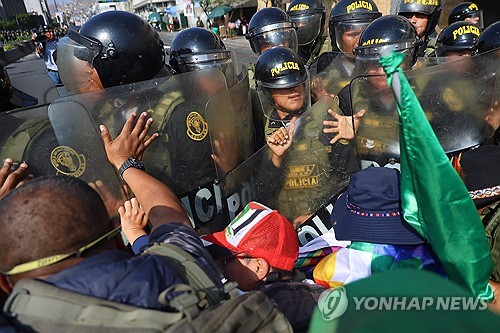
[351,51,497,167]
[222,95,358,229]
[205,66,253,182]
[10,74,60,106]
[48,68,228,225]
[0,105,59,177]
[313,52,355,101]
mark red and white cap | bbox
[204,202,299,271]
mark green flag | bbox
[378,52,493,301]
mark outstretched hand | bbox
[323,109,366,144]
[100,112,159,169]
[0,158,33,199]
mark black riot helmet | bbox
[396,0,442,37]
[287,0,326,46]
[329,0,382,57]
[435,21,480,57]
[476,21,500,54]
[57,11,165,91]
[246,7,298,54]
[448,2,483,29]
[169,28,229,72]
[354,15,419,74]
[254,46,308,88]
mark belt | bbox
[48,69,58,72]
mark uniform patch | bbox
[186,111,209,141]
[284,164,319,189]
[50,146,86,177]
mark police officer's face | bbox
[464,16,480,26]
[341,28,363,58]
[402,13,429,38]
[270,84,306,113]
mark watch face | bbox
[131,158,145,170]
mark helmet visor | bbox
[177,50,238,87]
[463,10,484,29]
[249,28,299,54]
[354,48,414,76]
[57,35,101,93]
[290,13,323,46]
[334,21,370,58]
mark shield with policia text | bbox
[350,51,498,168]
[221,95,358,234]
[48,68,253,231]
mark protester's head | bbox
[0,176,119,290]
[204,202,299,291]
[246,7,298,54]
[331,167,425,245]
[448,2,483,29]
[286,0,326,48]
[57,11,165,93]
[397,0,442,39]
[254,47,310,119]
[457,145,500,210]
[329,0,382,58]
[353,15,418,91]
[43,26,55,41]
[435,21,480,58]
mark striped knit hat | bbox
[204,202,299,271]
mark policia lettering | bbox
[362,38,388,46]
[402,0,439,6]
[289,3,309,11]
[452,25,480,40]
[270,62,300,77]
[346,1,373,13]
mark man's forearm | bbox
[121,167,191,230]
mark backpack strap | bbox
[144,243,224,306]
[4,279,183,332]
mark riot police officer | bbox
[57,11,166,94]
[316,0,381,73]
[246,7,298,55]
[448,2,483,29]
[254,47,358,224]
[475,22,500,145]
[397,0,442,57]
[312,0,381,102]
[286,0,326,69]
[254,47,310,136]
[336,15,420,167]
[435,21,480,58]
[149,27,239,194]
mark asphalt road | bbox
[5,31,257,84]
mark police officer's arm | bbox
[100,112,192,230]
